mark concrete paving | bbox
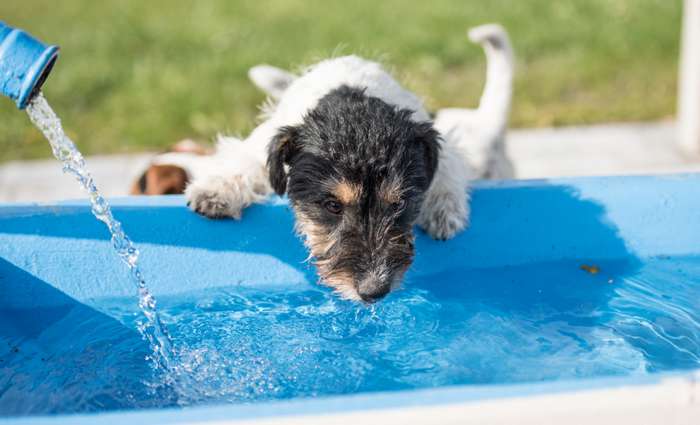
[1,121,699,203]
[0,153,152,203]
[508,121,700,178]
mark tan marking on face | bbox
[318,267,360,301]
[332,180,362,205]
[295,210,361,300]
[294,211,335,257]
[379,177,403,204]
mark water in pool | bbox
[1,256,698,416]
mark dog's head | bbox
[130,140,210,196]
[131,164,189,196]
[267,86,440,302]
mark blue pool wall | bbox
[1,174,697,309]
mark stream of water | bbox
[25,93,174,372]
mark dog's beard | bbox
[294,210,359,300]
[294,210,414,302]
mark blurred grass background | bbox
[0,0,681,163]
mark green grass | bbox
[0,0,682,162]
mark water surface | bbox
[1,256,698,415]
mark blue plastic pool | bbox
[1,175,699,423]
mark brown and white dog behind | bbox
[130,139,211,196]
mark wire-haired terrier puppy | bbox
[186,24,515,302]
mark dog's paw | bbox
[186,175,267,219]
[420,209,467,240]
[186,177,240,219]
[417,191,469,240]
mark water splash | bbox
[26,92,174,371]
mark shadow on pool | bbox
[408,183,641,317]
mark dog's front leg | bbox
[186,136,271,219]
[416,142,471,240]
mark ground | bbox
[0,0,682,163]
[5,122,699,203]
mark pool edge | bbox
[2,369,698,424]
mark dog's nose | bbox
[357,280,390,303]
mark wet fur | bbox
[268,86,433,301]
[186,24,515,301]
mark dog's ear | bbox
[415,122,440,186]
[248,65,297,100]
[267,126,300,195]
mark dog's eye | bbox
[323,199,343,215]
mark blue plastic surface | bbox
[0,21,58,109]
[0,174,699,423]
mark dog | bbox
[184,24,514,302]
[130,139,211,196]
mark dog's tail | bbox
[469,24,514,137]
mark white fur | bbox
[186,23,515,239]
[248,65,297,100]
[184,137,270,218]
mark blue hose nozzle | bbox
[0,21,59,109]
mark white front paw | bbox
[185,175,267,219]
[418,192,469,240]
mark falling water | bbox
[26,92,174,371]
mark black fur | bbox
[267,85,441,302]
[267,126,300,195]
[136,171,148,193]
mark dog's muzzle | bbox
[357,276,392,303]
